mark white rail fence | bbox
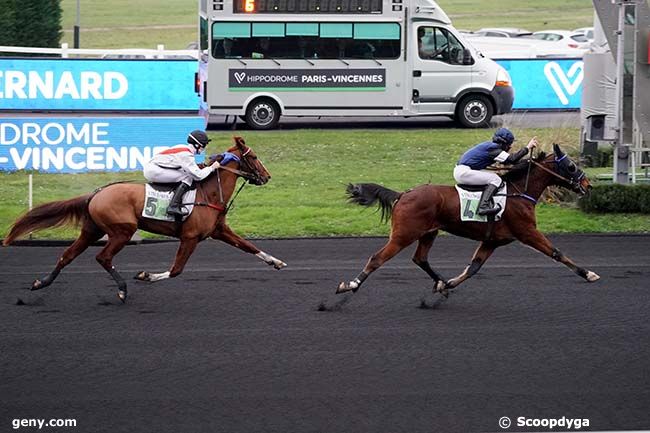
[0,43,198,59]
[0,41,583,60]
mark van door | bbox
[411,25,472,114]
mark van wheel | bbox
[245,99,280,130]
[455,94,493,128]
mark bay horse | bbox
[337,144,600,297]
[3,136,287,302]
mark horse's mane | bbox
[500,151,548,182]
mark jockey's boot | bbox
[477,184,501,216]
[167,182,191,217]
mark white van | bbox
[197,0,514,129]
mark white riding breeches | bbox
[453,165,502,187]
[143,163,193,186]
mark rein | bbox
[217,164,258,182]
[501,153,582,205]
[531,158,580,186]
[192,150,256,214]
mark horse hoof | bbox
[31,280,42,291]
[336,282,352,294]
[274,261,287,270]
[117,290,127,303]
[435,280,449,298]
[134,271,149,281]
[586,271,600,282]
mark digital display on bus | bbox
[233,0,383,14]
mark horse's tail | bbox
[3,194,93,246]
[346,183,402,222]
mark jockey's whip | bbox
[524,147,535,192]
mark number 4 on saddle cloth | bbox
[142,184,197,222]
[455,183,507,222]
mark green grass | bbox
[59,0,594,49]
[2,128,649,241]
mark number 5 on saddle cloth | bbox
[142,184,197,222]
[455,184,507,222]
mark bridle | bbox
[216,147,265,185]
[531,154,586,192]
[505,151,587,204]
[193,146,266,214]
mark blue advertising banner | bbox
[0,58,583,112]
[0,117,206,173]
[0,59,199,111]
[496,58,583,110]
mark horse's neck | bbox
[507,163,553,200]
[201,169,238,205]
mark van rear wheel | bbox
[245,99,280,130]
[455,94,493,128]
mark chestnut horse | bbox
[337,144,600,297]
[3,136,287,302]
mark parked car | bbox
[101,49,197,60]
[532,30,590,49]
[467,35,585,59]
[573,27,595,42]
[469,28,533,38]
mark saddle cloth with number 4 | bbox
[142,184,197,222]
[455,184,507,222]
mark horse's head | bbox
[219,136,270,186]
[544,144,591,195]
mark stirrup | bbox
[166,206,187,217]
[478,203,501,216]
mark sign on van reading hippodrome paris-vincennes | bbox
[0,59,199,111]
[228,69,386,91]
[0,117,205,173]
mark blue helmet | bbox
[493,128,515,149]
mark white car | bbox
[469,27,533,38]
[532,30,590,50]
[573,27,595,42]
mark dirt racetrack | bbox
[1,235,649,432]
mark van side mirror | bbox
[462,48,473,65]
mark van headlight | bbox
[496,68,511,87]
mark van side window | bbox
[211,22,400,60]
[417,27,465,65]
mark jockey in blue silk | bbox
[454,128,537,216]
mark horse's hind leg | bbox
[516,230,600,282]
[31,223,104,291]
[412,230,447,286]
[337,236,412,294]
[96,227,134,302]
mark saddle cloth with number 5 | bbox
[455,184,507,222]
[142,184,197,222]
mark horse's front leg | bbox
[441,241,497,296]
[135,237,199,282]
[516,230,600,282]
[212,224,287,270]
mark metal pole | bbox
[73,0,80,48]
[28,174,33,240]
[614,0,630,183]
[28,174,33,210]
